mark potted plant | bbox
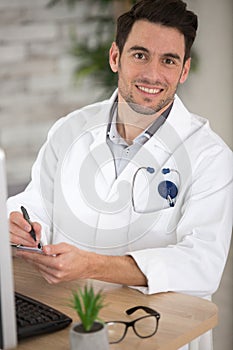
[69,284,109,350]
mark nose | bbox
[142,58,164,85]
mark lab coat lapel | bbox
[144,95,194,163]
[89,124,116,190]
[85,97,117,191]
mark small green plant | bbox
[70,285,105,332]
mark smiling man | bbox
[109,19,191,141]
[112,22,189,111]
[8,1,233,350]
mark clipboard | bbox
[11,244,44,254]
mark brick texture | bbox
[0,0,107,188]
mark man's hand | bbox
[15,242,147,287]
[16,243,95,284]
[9,211,41,247]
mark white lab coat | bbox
[7,90,232,350]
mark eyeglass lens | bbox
[107,315,158,344]
[107,322,126,344]
[133,315,158,337]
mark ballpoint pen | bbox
[21,206,36,241]
[20,206,38,244]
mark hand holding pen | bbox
[20,206,42,249]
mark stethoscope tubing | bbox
[131,166,180,211]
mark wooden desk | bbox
[13,258,218,350]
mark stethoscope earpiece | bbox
[162,168,170,174]
[146,167,155,174]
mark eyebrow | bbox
[128,45,149,53]
[163,53,182,62]
[128,46,182,62]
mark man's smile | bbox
[136,84,164,95]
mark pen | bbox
[20,206,37,242]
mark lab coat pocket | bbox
[132,181,177,214]
[128,205,179,249]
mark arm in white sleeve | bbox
[128,144,233,296]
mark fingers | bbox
[17,255,58,284]
[42,242,70,256]
[9,211,41,247]
[17,251,64,284]
[37,263,62,284]
[16,243,80,283]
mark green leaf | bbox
[69,285,105,332]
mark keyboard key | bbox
[15,292,72,339]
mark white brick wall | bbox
[0,0,107,188]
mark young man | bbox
[8,1,232,349]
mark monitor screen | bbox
[0,149,17,349]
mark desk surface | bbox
[13,258,218,350]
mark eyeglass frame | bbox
[105,305,161,344]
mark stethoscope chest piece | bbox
[158,180,178,207]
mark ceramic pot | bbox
[69,321,109,350]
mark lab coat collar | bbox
[87,90,118,187]
[87,89,118,149]
[149,95,193,154]
[87,90,193,150]
[86,90,195,189]
[166,95,193,140]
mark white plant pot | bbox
[69,322,109,350]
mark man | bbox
[8,1,232,349]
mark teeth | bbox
[138,86,161,94]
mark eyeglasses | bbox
[106,305,160,344]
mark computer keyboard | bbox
[15,292,72,339]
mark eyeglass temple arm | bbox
[126,305,160,318]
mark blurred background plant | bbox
[47,0,197,97]
[47,0,136,96]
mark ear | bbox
[109,42,120,73]
[179,57,191,84]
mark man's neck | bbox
[116,97,171,143]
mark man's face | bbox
[110,20,190,115]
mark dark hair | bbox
[116,0,198,62]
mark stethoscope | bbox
[131,166,180,211]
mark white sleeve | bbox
[127,146,233,296]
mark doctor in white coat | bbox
[8,1,232,349]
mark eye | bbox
[163,58,175,65]
[134,52,146,60]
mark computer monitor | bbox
[0,149,17,349]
